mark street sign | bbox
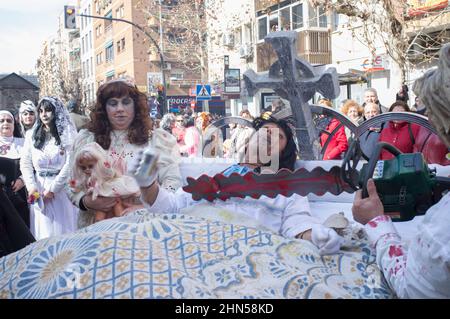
[196,84,211,101]
[224,68,241,93]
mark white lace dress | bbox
[20,131,79,240]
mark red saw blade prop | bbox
[182,166,355,201]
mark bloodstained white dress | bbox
[20,131,78,240]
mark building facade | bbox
[206,0,332,116]
[0,73,39,112]
[79,0,96,109]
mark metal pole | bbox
[78,13,167,114]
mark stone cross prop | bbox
[243,31,340,160]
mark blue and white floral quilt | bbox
[0,210,394,299]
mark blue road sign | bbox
[196,84,211,101]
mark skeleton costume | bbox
[20,97,79,240]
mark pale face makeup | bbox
[39,105,54,129]
[0,114,14,137]
[105,95,135,130]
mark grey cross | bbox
[243,31,340,160]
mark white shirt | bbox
[364,192,450,298]
[0,136,24,159]
[144,186,320,239]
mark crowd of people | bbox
[316,87,449,165]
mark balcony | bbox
[297,30,332,65]
[256,29,331,71]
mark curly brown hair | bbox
[87,80,152,150]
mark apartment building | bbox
[206,0,332,115]
[78,0,96,108]
[93,0,150,92]
[92,0,203,105]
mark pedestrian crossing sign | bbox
[196,84,211,101]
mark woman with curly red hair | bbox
[67,79,182,228]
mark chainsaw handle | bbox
[361,142,403,198]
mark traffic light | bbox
[64,5,76,29]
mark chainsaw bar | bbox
[182,166,355,202]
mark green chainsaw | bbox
[182,140,450,222]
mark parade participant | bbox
[317,99,348,160]
[0,110,29,227]
[20,97,79,239]
[130,116,345,256]
[69,79,181,228]
[352,43,450,298]
[70,142,141,223]
[228,109,254,158]
[378,101,420,160]
[172,114,186,149]
[160,113,176,135]
[179,116,200,157]
[18,100,37,137]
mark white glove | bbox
[127,147,159,188]
[311,224,344,255]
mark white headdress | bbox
[37,96,78,149]
[19,100,36,114]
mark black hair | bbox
[33,100,61,150]
[184,116,195,128]
[252,115,298,171]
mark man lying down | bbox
[129,115,345,256]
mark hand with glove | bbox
[311,224,344,255]
[128,148,159,187]
[127,147,160,205]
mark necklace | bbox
[110,130,130,160]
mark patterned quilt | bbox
[0,209,394,299]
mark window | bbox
[117,40,121,52]
[81,36,85,54]
[258,17,267,41]
[96,52,103,65]
[292,3,303,29]
[280,7,291,31]
[90,58,93,76]
[104,10,112,31]
[244,23,253,44]
[235,27,242,46]
[91,83,95,102]
[319,6,328,28]
[269,12,279,32]
[121,37,125,51]
[89,31,92,49]
[85,59,89,76]
[82,61,86,78]
[105,44,114,62]
[309,5,317,27]
[116,4,124,18]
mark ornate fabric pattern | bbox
[0,210,394,299]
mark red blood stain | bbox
[388,245,404,258]
[367,220,378,228]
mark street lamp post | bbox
[78,13,167,114]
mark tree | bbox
[309,0,450,87]
[36,39,82,111]
[135,0,211,82]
